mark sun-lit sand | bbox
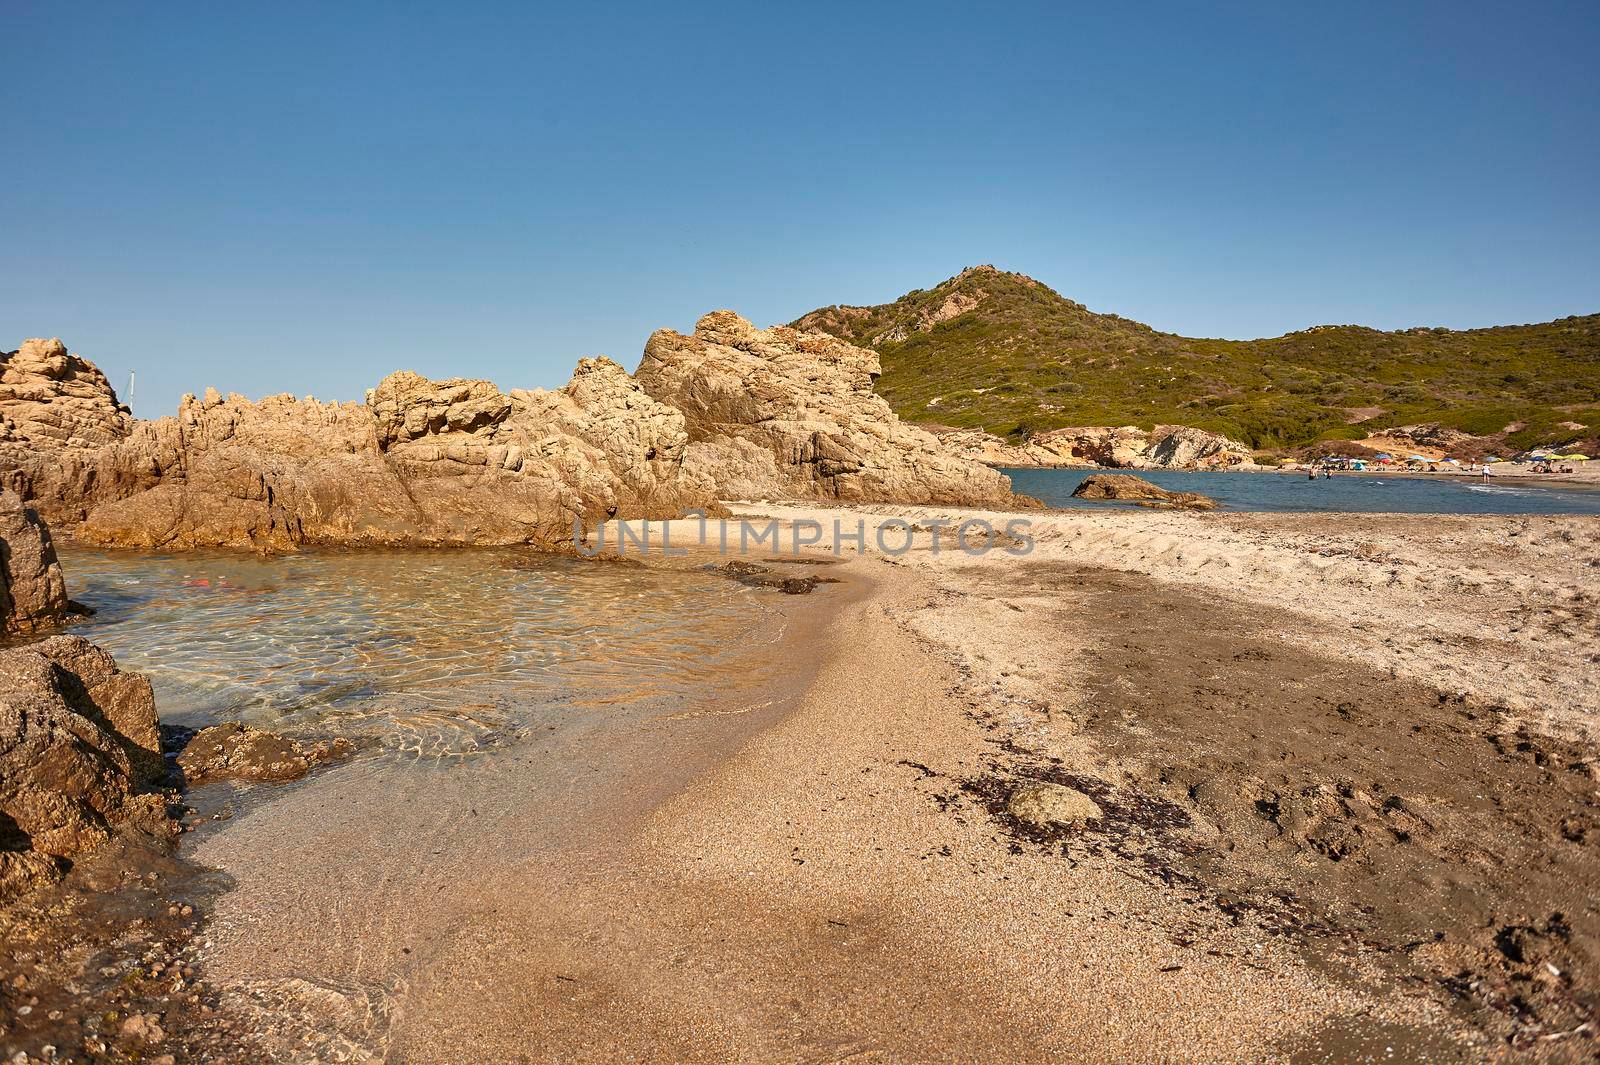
[156,502,1599,1061]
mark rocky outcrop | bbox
[920,426,1049,467]
[0,339,139,523]
[636,312,1017,506]
[0,339,131,450]
[1070,473,1218,510]
[54,357,714,552]
[929,423,1257,471]
[0,490,70,633]
[0,328,1024,549]
[175,723,354,786]
[0,637,172,903]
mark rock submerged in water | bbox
[175,723,355,786]
[1006,782,1103,828]
[1070,473,1218,510]
[716,559,841,595]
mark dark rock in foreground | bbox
[1070,473,1218,510]
[0,637,174,903]
[0,489,69,633]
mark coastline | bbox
[170,548,856,1062]
[989,461,1600,489]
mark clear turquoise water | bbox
[1004,468,1600,515]
[58,547,779,759]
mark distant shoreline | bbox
[992,462,1600,490]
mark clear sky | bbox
[4,1,1597,416]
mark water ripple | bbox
[60,546,780,758]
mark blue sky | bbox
[3,1,1597,416]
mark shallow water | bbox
[1004,466,1600,514]
[60,546,781,759]
[22,547,802,1060]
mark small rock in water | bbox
[1070,473,1217,510]
[176,722,355,786]
[1006,782,1103,827]
[716,560,840,595]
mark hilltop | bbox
[793,266,1600,454]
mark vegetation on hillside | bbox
[793,266,1600,452]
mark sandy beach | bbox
[50,502,1576,1063]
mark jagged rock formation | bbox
[0,327,1022,550]
[1070,473,1218,510]
[636,312,1017,505]
[0,339,141,526]
[0,338,131,449]
[928,423,1258,471]
[0,490,70,633]
[49,356,714,552]
[0,637,171,903]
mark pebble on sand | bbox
[1005,782,1103,827]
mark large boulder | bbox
[0,338,131,450]
[0,490,69,633]
[1070,473,1217,510]
[0,339,139,524]
[0,637,170,903]
[636,312,1017,505]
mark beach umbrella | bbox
[1374,453,1393,460]
[1442,458,1460,464]
[1483,457,1500,463]
[1563,454,1590,461]
[1407,454,1428,462]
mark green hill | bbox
[792,266,1600,453]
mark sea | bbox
[1002,467,1600,516]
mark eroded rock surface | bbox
[636,312,1018,506]
[0,637,172,903]
[175,723,355,786]
[63,357,714,552]
[0,338,131,450]
[1070,473,1218,510]
[0,490,69,633]
[929,423,1258,471]
[0,330,1025,549]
